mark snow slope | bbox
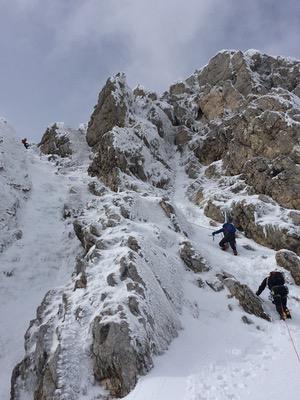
[2,128,300,400]
[124,154,300,400]
[0,119,31,254]
[0,126,91,400]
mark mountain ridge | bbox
[2,49,300,400]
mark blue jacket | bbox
[213,223,236,237]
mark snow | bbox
[123,153,300,400]
[0,125,91,400]
[2,91,300,400]
[244,48,263,57]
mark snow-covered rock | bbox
[275,249,300,285]
[176,50,300,254]
[87,73,175,191]
[218,272,270,321]
[7,49,300,400]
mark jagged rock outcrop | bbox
[231,200,300,255]
[174,50,300,254]
[86,73,129,147]
[11,187,184,399]
[39,123,72,157]
[198,81,244,121]
[204,199,226,223]
[10,289,63,400]
[276,250,300,285]
[10,49,300,399]
[159,199,183,233]
[180,241,210,273]
[218,273,270,321]
[242,156,300,210]
[87,74,174,191]
[92,318,151,397]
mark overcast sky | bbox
[0,0,299,141]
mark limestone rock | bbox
[88,181,108,197]
[87,78,172,191]
[196,51,256,96]
[127,236,141,252]
[218,273,270,321]
[198,81,244,121]
[74,272,87,290]
[192,188,204,206]
[92,319,152,398]
[204,200,225,223]
[185,160,200,179]
[206,278,224,292]
[39,123,72,157]
[159,199,175,218]
[10,289,62,400]
[243,156,300,210]
[175,126,192,145]
[169,82,190,96]
[73,219,97,252]
[87,128,125,191]
[231,200,300,255]
[159,199,182,233]
[86,74,129,147]
[289,211,300,226]
[276,250,300,285]
[107,273,117,287]
[204,163,223,180]
[180,241,210,273]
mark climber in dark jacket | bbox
[21,138,30,149]
[212,222,237,255]
[256,271,291,320]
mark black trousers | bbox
[219,237,237,252]
[272,285,289,315]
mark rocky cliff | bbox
[10,50,300,400]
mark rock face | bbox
[39,123,72,157]
[231,200,300,255]
[276,250,300,285]
[218,273,270,321]
[10,50,300,399]
[177,50,300,254]
[242,156,300,210]
[198,81,244,121]
[10,289,63,400]
[92,316,151,397]
[86,73,128,147]
[180,241,210,273]
[11,190,183,399]
[87,74,174,191]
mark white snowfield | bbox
[1,121,300,400]
[0,123,90,400]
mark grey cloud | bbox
[0,0,299,141]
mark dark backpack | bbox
[223,223,236,234]
[272,285,289,297]
[268,271,285,288]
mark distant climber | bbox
[256,271,291,320]
[212,221,237,255]
[21,138,30,149]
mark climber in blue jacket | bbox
[212,221,237,255]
